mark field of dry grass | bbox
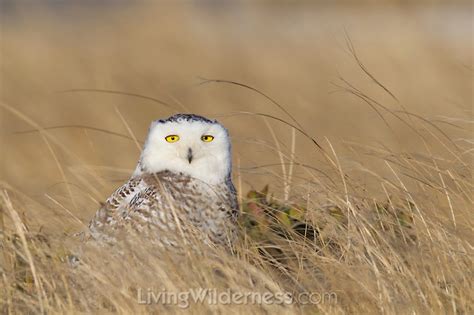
[0,2,472,314]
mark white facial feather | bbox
[133,116,232,185]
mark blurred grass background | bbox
[0,1,472,313]
[2,3,471,181]
[0,0,472,230]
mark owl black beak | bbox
[187,148,193,164]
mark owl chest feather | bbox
[89,171,238,246]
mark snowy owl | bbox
[88,114,239,250]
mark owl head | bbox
[133,114,232,185]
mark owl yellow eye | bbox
[165,135,180,143]
[201,135,214,142]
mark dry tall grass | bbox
[0,2,472,314]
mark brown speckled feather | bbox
[89,170,239,249]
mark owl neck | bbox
[132,159,231,186]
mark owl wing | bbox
[88,176,154,238]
